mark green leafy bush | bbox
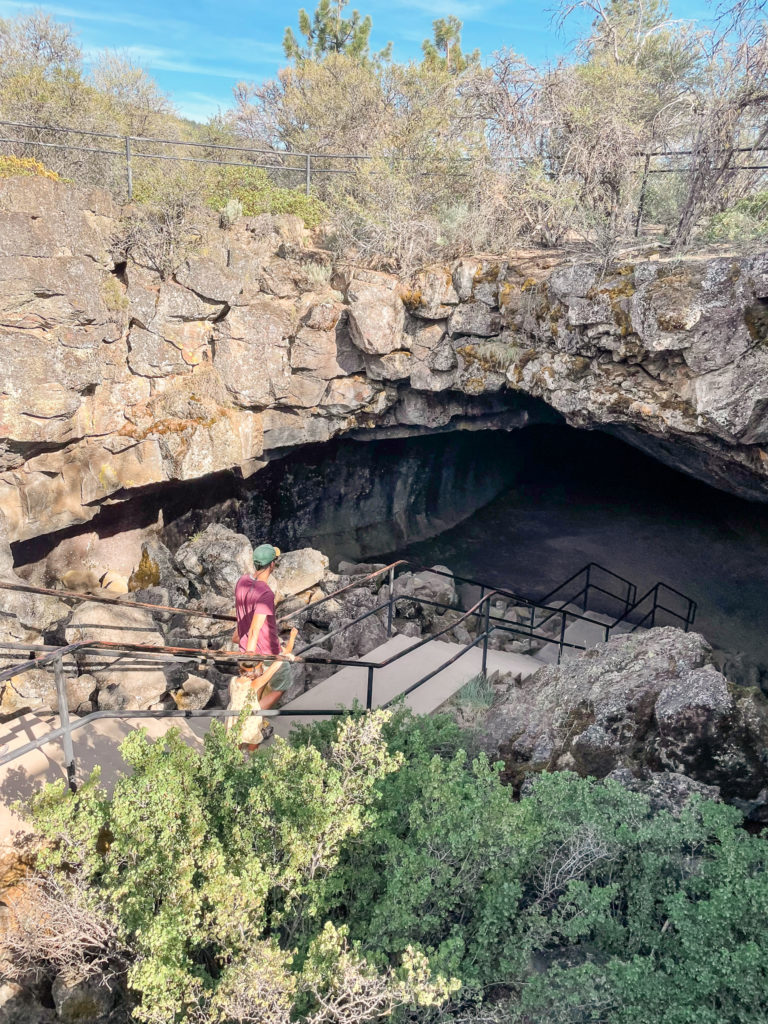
[206,166,328,228]
[17,707,768,1024]
[705,192,768,242]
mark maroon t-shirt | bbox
[235,576,280,655]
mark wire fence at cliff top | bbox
[3,118,768,204]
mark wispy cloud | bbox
[95,43,279,78]
[175,91,228,121]
[388,0,498,18]
[0,0,180,32]
[0,1,283,59]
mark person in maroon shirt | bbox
[234,544,295,711]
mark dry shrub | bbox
[0,871,129,986]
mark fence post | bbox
[125,136,133,201]
[634,153,651,237]
[305,153,311,197]
[54,655,77,793]
[583,564,591,612]
[481,596,491,676]
[366,666,374,711]
[386,564,395,637]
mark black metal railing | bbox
[0,559,696,791]
[603,581,697,641]
[536,562,637,625]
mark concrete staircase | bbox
[274,635,545,737]
[1,635,546,839]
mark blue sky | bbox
[0,0,713,121]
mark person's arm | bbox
[245,613,267,653]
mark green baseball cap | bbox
[253,543,281,567]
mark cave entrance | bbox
[205,424,768,681]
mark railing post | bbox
[481,596,491,676]
[125,136,133,201]
[558,611,567,665]
[386,564,395,638]
[305,153,311,197]
[583,565,591,612]
[54,655,77,793]
[366,666,374,710]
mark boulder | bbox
[483,627,768,814]
[0,981,54,1024]
[172,674,214,710]
[51,975,114,1024]
[272,548,330,598]
[307,597,344,629]
[606,768,720,817]
[452,259,480,301]
[0,668,94,716]
[330,614,388,662]
[64,601,167,710]
[336,561,387,577]
[393,567,457,610]
[174,525,253,599]
[290,323,364,379]
[406,268,459,319]
[128,586,172,623]
[448,302,502,338]
[364,351,412,381]
[347,277,405,355]
[0,510,68,636]
[213,298,294,406]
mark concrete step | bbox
[273,635,545,737]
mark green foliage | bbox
[283,0,390,62]
[28,713,453,1023]
[205,166,328,227]
[450,672,496,711]
[422,16,480,74]
[24,706,768,1024]
[705,192,768,242]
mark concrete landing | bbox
[536,603,633,664]
[273,635,544,737]
[0,712,209,845]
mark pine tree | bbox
[421,15,479,74]
[283,0,390,61]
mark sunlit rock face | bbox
[2,176,768,546]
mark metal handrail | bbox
[0,556,696,788]
[605,581,697,636]
[0,558,624,642]
[539,561,637,607]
